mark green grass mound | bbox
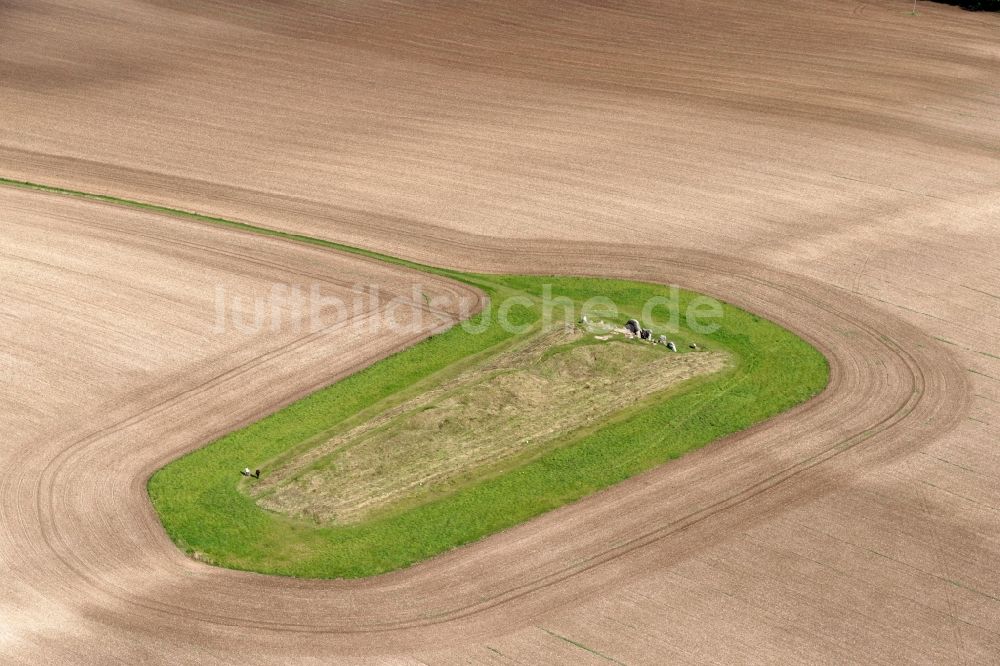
[149,273,828,578]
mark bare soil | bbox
[0,0,997,662]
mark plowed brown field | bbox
[1,0,998,662]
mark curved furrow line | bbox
[2,182,967,648]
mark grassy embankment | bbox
[150,277,826,579]
[0,177,829,579]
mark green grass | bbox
[148,273,826,578]
[0,176,829,579]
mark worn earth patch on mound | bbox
[250,326,729,524]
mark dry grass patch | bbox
[250,326,728,524]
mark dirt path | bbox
[1,0,998,662]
